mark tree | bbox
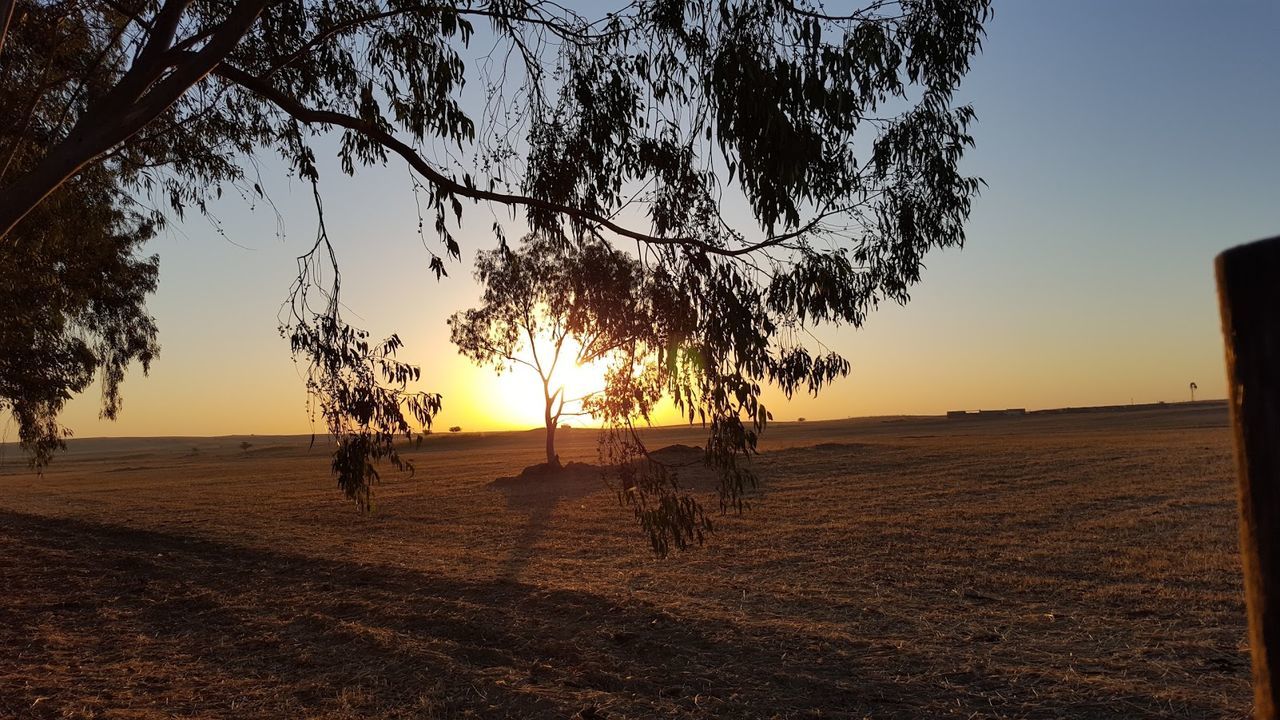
[1,0,991,545]
[449,233,646,469]
[0,2,160,467]
[0,170,160,468]
[1190,381,1198,402]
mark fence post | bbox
[1218,234,1280,719]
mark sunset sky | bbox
[42,0,1280,439]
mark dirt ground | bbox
[0,402,1251,718]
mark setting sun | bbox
[485,335,611,430]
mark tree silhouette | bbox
[1190,381,1198,402]
[1,0,992,540]
[0,10,159,466]
[450,234,646,469]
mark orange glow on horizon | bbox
[465,335,611,430]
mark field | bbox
[0,402,1251,718]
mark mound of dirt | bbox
[646,444,703,462]
[812,442,870,452]
[488,461,602,490]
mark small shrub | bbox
[449,426,462,433]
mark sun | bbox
[485,334,611,430]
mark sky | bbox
[35,0,1280,439]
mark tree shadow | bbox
[0,509,1233,719]
[0,509,889,719]
[489,446,772,581]
[488,447,736,582]
[489,461,606,582]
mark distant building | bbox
[977,408,1026,417]
[950,408,1026,419]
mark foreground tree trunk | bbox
[544,418,558,468]
[1217,234,1280,719]
[543,382,560,469]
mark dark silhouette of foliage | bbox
[448,426,461,433]
[0,172,160,467]
[0,2,159,466]
[1,0,991,543]
[282,211,441,510]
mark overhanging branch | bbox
[0,0,16,55]
[214,63,820,258]
[0,0,272,241]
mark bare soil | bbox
[0,402,1250,718]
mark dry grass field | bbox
[0,402,1251,718]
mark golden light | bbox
[483,334,612,430]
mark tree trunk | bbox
[544,418,558,468]
[543,385,560,469]
[1217,234,1280,719]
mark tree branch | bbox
[0,0,16,56]
[0,0,272,241]
[780,0,899,23]
[525,320,544,377]
[135,0,192,70]
[547,325,566,379]
[212,64,819,258]
[503,354,540,374]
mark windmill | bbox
[1190,381,1198,402]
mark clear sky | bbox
[37,0,1280,438]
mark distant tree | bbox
[239,441,252,455]
[449,234,645,469]
[798,418,806,422]
[1,0,991,544]
[448,426,461,434]
[1190,381,1198,402]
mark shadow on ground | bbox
[489,461,606,582]
[488,448,729,584]
[0,460,1241,720]
[0,509,897,719]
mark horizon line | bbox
[10,397,1229,444]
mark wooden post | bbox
[1218,234,1280,718]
